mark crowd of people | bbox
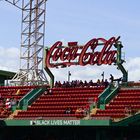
[0,93,18,116]
[54,79,109,88]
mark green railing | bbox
[105,86,119,104]
[112,112,140,126]
[18,87,46,110]
[98,84,119,109]
[98,85,111,109]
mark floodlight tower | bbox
[4,0,48,85]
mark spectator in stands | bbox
[44,88,53,95]
[83,80,88,87]
[97,79,101,87]
[64,107,72,114]
[104,79,109,88]
[89,80,94,87]
[90,107,98,116]
[75,107,88,117]
[124,105,132,116]
[58,81,62,87]
[93,96,98,108]
[65,81,70,88]
[11,98,17,106]
[79,80,84,87]
[75,107,83,115]
[109,74,114,83]
[62,81,66,88]
[15,89,21,95]
[71,80,76,87]
[5,98,11,110]
[49,89,53,95]
[44,89,49,95]
[54,81,59,87]
[84,104,90,116]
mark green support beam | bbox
[44,67,54,88]
[18,88,46,110]
[44,48,54,88]
[98,84,119,110]
[114,42,128,82]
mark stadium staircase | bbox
[92,87,140,121]
[14,87,105,119]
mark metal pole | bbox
[68,71,71,83]
[101,71,104,82]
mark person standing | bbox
[109,74,114,83]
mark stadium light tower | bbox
[3,0,48,85]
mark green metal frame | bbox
[114,42,128,83]
[112,112,140,126]
[105,86,119,104]
[44,48,54,88]
[18,88,46,110]
[98,84,119,110]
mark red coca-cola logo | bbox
[45,37,120,68]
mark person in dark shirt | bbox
[104,79,109,88]
[109,74,114,83]
[65,107,72,114]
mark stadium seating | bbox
[0,85,37,118]
[14,87,104,119]
[1,85,140,120]
[92,88,140,119]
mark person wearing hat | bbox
[5,98,11,110]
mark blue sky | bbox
[0,0,140,82]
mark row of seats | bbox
[119,89,140,93]
[14,87,102,119]
[106,104,140,109]
[32,101,88,106]
[36,98,89,102]
[18,110,77,114]
[28,105,84,110]
[0,86,34,119]
[52,86,105,91]
[15,113,84,118]
[113,97,140,101]
[117,93,140,97]
[109,101,140,105]
[52,90,103,94]
[94,88,140,119]
[0,85,38,89]
[40,93,99,98]
[92,113,126,118]
[97,109,125,113]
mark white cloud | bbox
[51,57,140,82]
[51,65,122,82]
[0,46,19,72]
[125,57,140,81]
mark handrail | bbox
[98,84,119,109]
[18,87,46,110]
[105,86,119,104]
[112,112,140,126]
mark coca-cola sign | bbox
[45,37,120,68]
